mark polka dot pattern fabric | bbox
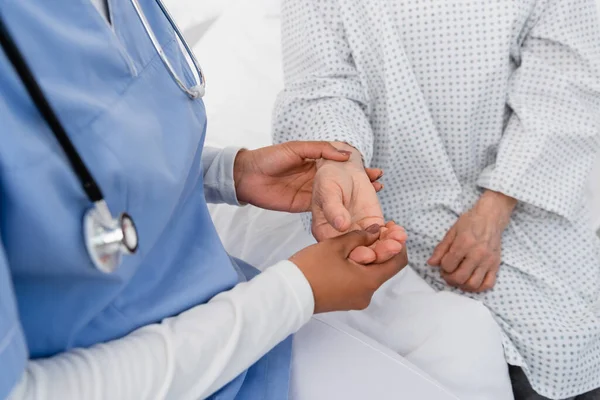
[273,0,600,398]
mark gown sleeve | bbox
[477,0,600,221]
[272,0,375,165]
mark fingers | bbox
[460,267,487,291]
[479,268,498,292]
[428,227,456,266]
[443,253,500,292]
[371,239,404,263]
[442,250,482,286]
[348,246,377,264]
[368,222,407,262]
[365,168,383,182]
[286,141,353,162]
[334,225,381,256]
[368,248,409,285]
[366,168,383,192]
[372,181,384,192]
[471,257,500,292]
[380,223,408,243]
[439,230,483,274]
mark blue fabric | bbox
[0,1,292,398]
[0,231,28,400]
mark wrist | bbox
[233,149,250,202]
[475,190,517,227]
[317,142,364,170]
[273,260,315,320]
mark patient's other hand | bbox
[428,190,516,292]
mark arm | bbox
[273,0,374,166]
[202,146,242,205]
[272,0,391,244]
[9,261,313,400]
[430,0,600,292]
[478,0,600,221]
[8,223,408,399]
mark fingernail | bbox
[337,150,352,156]
[377,172,384,179]
[333,216,345,230]
[366,224,381,234]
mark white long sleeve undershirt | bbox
[9,261,314,400]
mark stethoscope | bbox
[0,0,206,274]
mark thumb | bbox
[286,141,352,162]
[334,224,381,256]
[315,182,352,232]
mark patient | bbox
[273,0,600,399]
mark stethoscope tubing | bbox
[0,13,104,204]
[0,2,206,273]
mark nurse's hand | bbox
[290,224,409,313]
[233,141,383,212]
[427,190,516,293]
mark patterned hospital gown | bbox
[273,0,600,398]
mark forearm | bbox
[9,261,314,400]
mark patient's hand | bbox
[347,221,408,264]
[311,143,406,263]
[428,190,517,292]
[233,141,383,213]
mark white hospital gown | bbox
[273,0,600,398]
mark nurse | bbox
[0,0,409,399]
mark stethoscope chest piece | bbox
[84,200,139,274]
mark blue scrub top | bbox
[0,1,291,398]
